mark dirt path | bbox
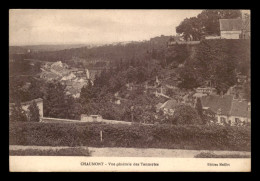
[9,145,251,158]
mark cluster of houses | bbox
[39,61,92,98]
[155,83,250,126]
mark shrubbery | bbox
[194,152,250,158]
[9,122,251,151]
[9,147,90,156]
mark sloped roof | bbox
[201,95,233,115]
[156,103,163,110]
[161,99,178,109]
[230,100,250,118]
[219,19,243,31]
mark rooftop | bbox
[160,99,179,109]
[219,19,243,31]
[201,95,250,118]
[201,95,233,115]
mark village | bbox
[9,14,251,127]
[9,10,251,162]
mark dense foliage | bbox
[9,75,44,103]
[179,39,250,94]
[168,105,202,125]
[9,102,28,122]
[9,122,251,151]
[43,82,82,119]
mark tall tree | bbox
[28,101,40,122]
[44,82,69,119]
[195,98,204,124]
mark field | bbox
[9,121,251,151]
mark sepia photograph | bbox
[9,9,251,172]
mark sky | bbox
[10,9,204,46]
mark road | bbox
[9,145,251,158]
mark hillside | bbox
[9,37,250,100]
[9,44,91,54]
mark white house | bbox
[201,95,250,126]
[219,19,243,39]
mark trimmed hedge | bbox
[9,122,251,151]
[9,147,91,156]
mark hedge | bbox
[9,122,251,151]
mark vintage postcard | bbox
[9,9,251,172]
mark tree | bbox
[176,17,203,41]
[171,104,202,125]
[28,101,40,122]
[195,98,204,124]
[80,80,95,105]
[44,82,69,119]
[10,102,27,122]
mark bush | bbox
[171,105,202,125]
[9,122,251,151]
[194,152,250,158]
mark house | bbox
[9,98,44,118]
[157,99,179,116]
[81,114,103,122]
[204,35,221,40]
[201,95,251,126]
[219,17,250,40]
[196,87,217,95]
[219,19,243,39]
